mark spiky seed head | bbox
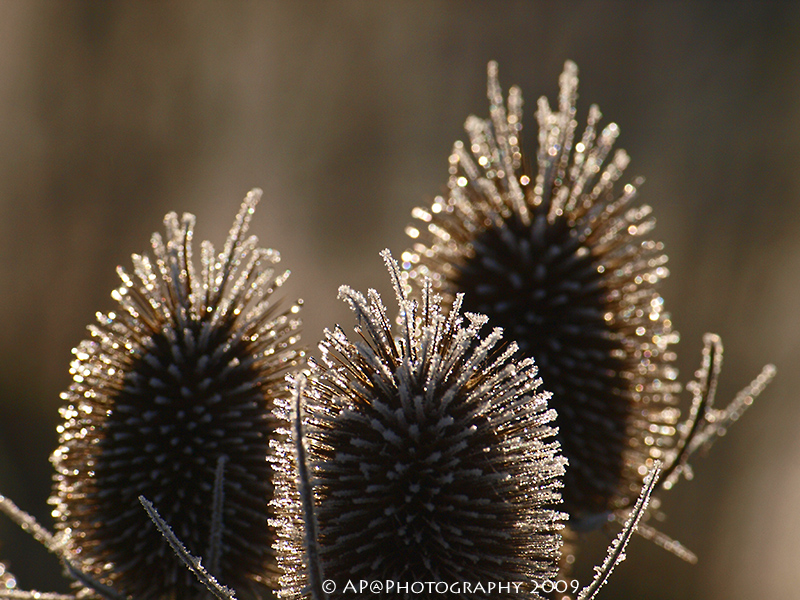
[402,61,681,524]
[50,189,304,599]
[272,250,566,599]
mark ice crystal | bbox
[402,61,775,556]
[271,250,567,599]
[42,189,304,599]
[0,561,15,594]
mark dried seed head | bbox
[272,250,566,599]
[50,190,304,599]
[402,61,680,524]
[0,561,15,591]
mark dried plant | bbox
[401,61,775,562]
[272,250,567,598]
[2,190,304,599]
[0,60,777,600]
[270,250,664,600]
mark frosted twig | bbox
[139,496,237,600]
[661,333,776,490]
[0,494,58,548]
[577,463,661,600]
[688,362,776,454]
[660,334,723,485]
[293,377,328,600]
[614,513,697,564]
[0,494,124,600]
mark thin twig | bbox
[688,362,777,454]
[139,496,237,600]
[0,494,58,549]
[614,513,697,564]
[659,334,722,485]
[577,462,661,600]
[0,494,125,600]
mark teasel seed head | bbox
[49,189,304,599]
[402,61,681,525]
[271,250,566,599]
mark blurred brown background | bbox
[0,2,798,598]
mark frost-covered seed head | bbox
[402,62,680,524]
[272,250,566,599]
[50,190,304,599]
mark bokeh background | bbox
[0,2,798,598]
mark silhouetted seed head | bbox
[49,189,304,599]
[272,250,566,599]
[402,62,680,524]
